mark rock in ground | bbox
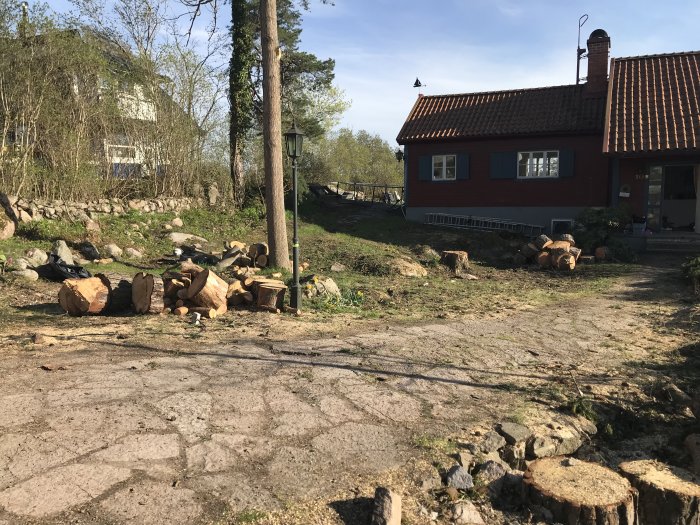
[52,240,74,265]
[370,486,401,525]
[172,217,183,228]
[124,247,143,259]
[389,258,427,278]
[450,500,485,525]
[445,465,474,490]
[330,263,346,272]
[25,248,48,267]
[103,244,123,259]
[480,431,507,453]
[10,269,39,281]
[168,232,208,245]
[1,213,15,240]
[497,422,532,445]
[473,460,508,498]
[302,276,341,298]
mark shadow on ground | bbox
[328,496,374,525]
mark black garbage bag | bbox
[47,253,91,281]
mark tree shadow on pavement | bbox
[328,496,373,525]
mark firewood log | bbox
[180,259,205,280]
[132,273,165,314]
[556,253,576,271]
[536,251,552,268]
[548,240,571,251]
[188,306,218,319]
[177,288,190,300]
[248,242,269,260]
[534,234,553,250]
[187,269,228,310]
[227,280,245,298]
[559,233,576,246]
[255,254,269,268]
[173,306,189,316]
[569,246,582,261]
[523,457,637,524]
[164,278,186,299]
[58,277,110,316]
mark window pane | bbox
[532,152,544,177]
[445,155,456,179]
[433,156,444,179]
[518,153,529,177]
[547,152,559,177]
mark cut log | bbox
[248,242,269,260]
[224,240,247,252]
[555,253,576,271]
[549,248,570,267]
[548,240,571,251]
[569,246,582,261]
[256,283,287,311]
[595,246,610,261]
[96,272,132,313]
[176,288,190,300]
[173,306,189,316]
[241,276,255,289]
[521,243,540,259]
[58,277,110,316]
[227,280,245,298]
[179,259,205,280]
[534,234,553,250]
[250,277,286,295]
[559,234,576,246]
[619,459,699,525]
[187,269,228,310]
[255,254,269,268]
[523,457,637,525]
[536,251,552,268]
[164,278,186,299]
[188,306,218,319]
[175,299,185,308]
[132,273,165,314]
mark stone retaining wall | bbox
[0,194,204,223]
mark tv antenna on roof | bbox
[413,77,426,95]
[576,14,589,84]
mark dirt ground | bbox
[0,254,697,524]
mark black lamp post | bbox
[395,148,404,162]
[284,120,304,309]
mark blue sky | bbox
[45,0,700,144]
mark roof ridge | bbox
[416,84,584,99]
[614,50,700,61]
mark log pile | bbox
[514,234,589,271]
[58,258,290,317]
[218,240,271,269]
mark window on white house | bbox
[433,155,456,180]
[518,151,559,178]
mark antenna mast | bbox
[576,14,589,84]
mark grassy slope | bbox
[0,198,635,323]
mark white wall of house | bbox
[117,85,156,122]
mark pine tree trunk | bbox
[260,0,291,270]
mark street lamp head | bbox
[395,148,404,162]
[284,120,304,159]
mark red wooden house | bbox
[396,30,700,235]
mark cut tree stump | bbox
[537,252,552,268]
[535,234,553,250]
[58,277,110,316]
[619,459,700,524]
[256,283,287,312]
[523,457,637,524]
[96,273,132,313]
[440,250,469,273]
[595,246,610,261]
[132,273,165,314]
[555,253,576,271]
[188,269,228,310]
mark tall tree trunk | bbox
[260,0,290,269]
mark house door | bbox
[648,165,698,231]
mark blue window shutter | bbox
[418,155,431,181]
[456,154,469,180]
[559,149,575,178]
[490,152,517,179]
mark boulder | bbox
[10,257,29,270]
[330,262,346,272]
[11,269,39,281]
[171,217,184,228]
[124,247,144,259]
[168,232,209,245]
[0,213,15,241]
[450,500,485,525]
[473,460,508,498]
[103,243,123,259]
[445,464,474,490]
[389,258,427,277]
[480,431,507,453]
[497,422,532,445]
[25,248,48,267]
[84,219,101,232]
[52,240,74,265]
[370,486,401,525]
[302,276,341,298]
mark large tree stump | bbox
[132,273,165,314]
[440,250,469,274]
[537,252,552,268]
[619,459,699,524]
[523,457,637,524]
[256,282,287,312]
[187,269,228,311]
[96,272,133,313]
[58,277,111,316]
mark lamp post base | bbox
[290,284,301,309]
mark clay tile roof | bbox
[605,51,700,154]
[396,85,606,144]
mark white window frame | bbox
[432,154,456,181]
[517,150,559,179]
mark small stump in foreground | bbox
[523,457,637,524]
[619,459,700,525]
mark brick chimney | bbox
[585,29,610,95]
